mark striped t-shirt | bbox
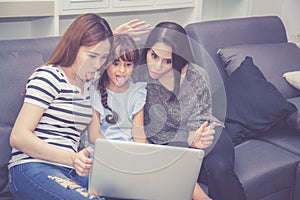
[9,65,93,169]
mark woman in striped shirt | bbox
[8,13,149,200]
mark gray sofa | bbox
[0,37,60,199]
[1,16,300,200]
[185,16,300,200]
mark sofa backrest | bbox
[185,16,288,94]
[0,37,60,62]
[0,37,60,199]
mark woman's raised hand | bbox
[191,121,216,149]
[114,19,151,41]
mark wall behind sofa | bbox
[0,0,203,40]
[0,0,299,46]
[201,0,300,45]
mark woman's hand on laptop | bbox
[72,147,94,176]
[189,121,216,149]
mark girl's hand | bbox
[72,147,94,176]
[191,121,216,149]
[114,19,151,41]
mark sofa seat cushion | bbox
[261,127,300,156]
[234,139,300,200]
[217,42,300,99]
[257,189,294,200]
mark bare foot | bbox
[192,183,212,200]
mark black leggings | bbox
[198,127,247,200]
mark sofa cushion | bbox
[234,139,300,200]
[261,127,300,156]
[214,57,296,144]
[286,97,300,132]
[217,42,300,99]
[0,50,44,198]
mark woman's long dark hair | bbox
[97,34,139,124]
[140,22,195,101]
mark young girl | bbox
[88,34,147,144]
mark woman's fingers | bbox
[197,121,209,134]
[114,19,151,41]
[114,19,150,34]
[128,19,150,29]
[203,122,217,133]
[73,147,94,176]
[192,121,217,148]
[202,128,215,137]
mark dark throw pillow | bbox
[217,42,300,99]
[213,57,297,145]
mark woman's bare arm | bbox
[10,102,93,176]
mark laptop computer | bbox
[88,139,204,200]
